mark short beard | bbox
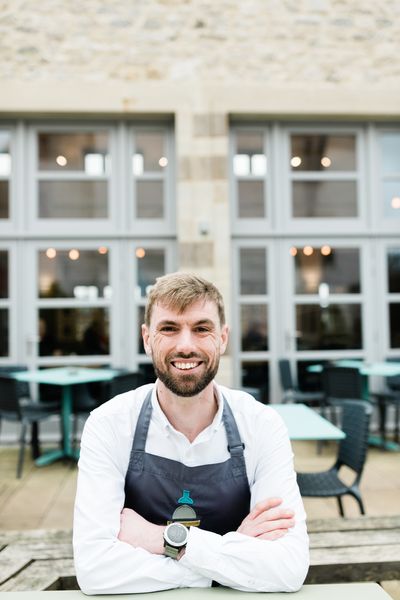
[154,360,219,397]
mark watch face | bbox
[165,523,188,546]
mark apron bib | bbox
[124,390,250,535]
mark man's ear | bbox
[141,323,152,356]
[220,324,229,355]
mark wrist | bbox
[152,525,166,555]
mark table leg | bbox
[35,385,80,466]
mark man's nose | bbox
[175,328,196,353]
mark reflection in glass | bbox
[0,308,8,356]
[296,303,362,351]
[0,181,8,218]
[234,132,266,176]
[388,249,400,293]
[38,249,109,298]
[38,307,109,356]
[291,135,356,171]
[39,181,108,218]
[382,181,400,218]
[136,181,164,218]
[292,181,357,218]
[295,247,360,294]
[240,248,267,295]
[241,304,268,351]
[38,132,109,173]
[0,250,8,298]
[238,180,265,218]
[389,303,400,348]
[137,248,165,297]
[138,306,145,353]
[241,361,269,403]
[134,131,166,173]
[381,133,400,174]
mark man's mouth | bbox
[171,361,201,371]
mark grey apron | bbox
[124,389,251,535]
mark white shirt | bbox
[73,383,309,594]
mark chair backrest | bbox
[278,359,294,392]
[337,400,372,475]
[322,366,363,401]
[110,372,144,397]
[0,365,30,399]
[386,357,400,392]
[0,375,22,415]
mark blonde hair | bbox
[145,272,225,326]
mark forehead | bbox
[150,299,220,326]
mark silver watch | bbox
[163,522,189,559]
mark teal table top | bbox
[13,366,119,386]
[272,403,345,441]
[308,360,400,377]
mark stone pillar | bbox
[175,107,232,386]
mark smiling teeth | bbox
[175,362,198,370]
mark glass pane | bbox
[241,304,268,351]
[381,133,400,174]
[388,249,400,293]
[238,180,265,218]
[294,247,360,295]
[291,135,356,171]
[133,131,167,174]
[39,307,109,356]
[38,249,109,299]
[0,132,11,174]
[38,132,109,173]
[389,303,400,348]
[136,180,164,218]
[241,361,269,403]
[292,181,357,218]
[0,181,9,218]
[382,181,400,218]
[234,132,266,176]
[240,248,267,295]
[296,303,362,350]
[138,306,145,353]
[0,308,8,356]
[0,250,8,298]
[136,248,165,297]
[38,181,108,218]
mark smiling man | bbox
[73,272,309,595]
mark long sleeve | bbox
[73,413,211,594]
[179,409,309,592]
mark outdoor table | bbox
[0,583,393,599]
[13,367,118,466]
[272,403,344,441]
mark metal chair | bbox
[297,400,372,516]
[370,359,400,447]
[110,371,145,397]
[321,365,364,423]
[278,359,325,407]
[0,375,60,478]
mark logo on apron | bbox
[167,489,201,527]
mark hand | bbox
[118,508,165,554]
[237,497,295,541]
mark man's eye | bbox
[160,326,177,332]
[195,327,210,333]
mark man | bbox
[73,272,309,594]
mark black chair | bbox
[297,400,372,516]
[321,365,364,423]
[110,371,145,397]
[278,359,325,407]
[0,375,60,478]
[370,359,400,447]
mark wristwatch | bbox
[163,522,189,559]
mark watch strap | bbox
[164,544,181,559]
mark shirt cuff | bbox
[180,526,223,578]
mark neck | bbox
[156,381,218,443]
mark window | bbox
[387,247,400,349]
[0,130,11,220]
[379,132,400,220]
[0,250,9,356]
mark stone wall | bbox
[0,0,399,87]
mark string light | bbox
[69,249,80,261]
[136,247,146,259]
[46,248,57,259]
[303,246,314,256]
[56,155,67,167]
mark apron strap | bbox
[128,388,153,472]
[222,397,247,478]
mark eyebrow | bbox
[157,318,215,328]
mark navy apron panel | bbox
[124,389,251,536]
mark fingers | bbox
[258,529,288,541]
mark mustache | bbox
[169,353,204,360]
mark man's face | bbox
[142,299,229,397]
